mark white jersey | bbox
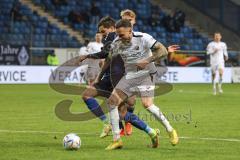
[78,46,88,56]
[111,32,157,79]
[85,42,103,69]
[206,41,228,65]
[86,42,103,55]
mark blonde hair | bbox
[120,9,136,18]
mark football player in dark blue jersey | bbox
[77,16,159,146]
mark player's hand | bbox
[168,45,180,53]
[214,48,219,53]
[224,56,228,61]
[136,59,149,69]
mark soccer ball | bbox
[63,133,81,150]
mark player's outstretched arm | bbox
[168,45,180,53]
[75,50,109,65]
[148,42,168,62]
[223,43,228,61]
[86,41,112,59]
[136,42,168,69]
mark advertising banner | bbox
[0,44,30,65]
[0,66,232,84]
[232,67,240,83]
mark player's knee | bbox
[107,95,118,106]
[142,101,152,108]
[219,71,223,77]
[118,107,127,120]
[82,91,90,101]
[127,98,136,107]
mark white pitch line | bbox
[179,136,240,142]
[0,129,240,142]
[0,129,97,135]
[176,90,240,95]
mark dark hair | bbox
[84,39,90,46]
[97,16,116,29]
[115,19,132,29]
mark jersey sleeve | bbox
[86,42,112,59]
[79,47,88,56]
[142,33,157,49]
[223,43,228,58]
[86,42,93,54]
[206,42,214,55]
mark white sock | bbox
[212,75,216,89]
[109,105,120,141]
[213,81,216,89]
[218,77,222,89]
[147,104,173,132]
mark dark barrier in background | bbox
[167,50,240,67]
[168,50,207,66]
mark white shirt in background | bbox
[85,42,103,69]
[206,41,228,66]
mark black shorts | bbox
[94,76,114,98]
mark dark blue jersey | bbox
[86,32,124,86]
[102,32,124,81]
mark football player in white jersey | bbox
[207,32,228,95]
[118,9,180,138]
[79,39,90,56]
[83,32,104,86]
[105,19,179,150]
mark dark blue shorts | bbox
[93,72,124,98]
[94,77,114,98]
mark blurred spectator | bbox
[81,11,90,24]
[90,2,101,24]
[149,6,162,27]
[173,8,185,32]
[162,8,185,32]
[47,50,59,65]
[11,2,22,21]
[51,0,67,6]
[68,10,90,24]
[162,13,175,32]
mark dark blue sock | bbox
[124,112,147,131]
[84,98,107,122]
[127,106,135,113]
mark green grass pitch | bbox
[0,84,239,160]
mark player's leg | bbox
[141,96,178,146]
[105,88,127,150]
[82,86,108,123]
[86,68,97,86]
[211,65,217,95]
[88,79,95,86]
[124,95,136,135]
[82,83,111,138]
[218,65,224,93]
[140,75,179,145]
[118,103,160,148]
